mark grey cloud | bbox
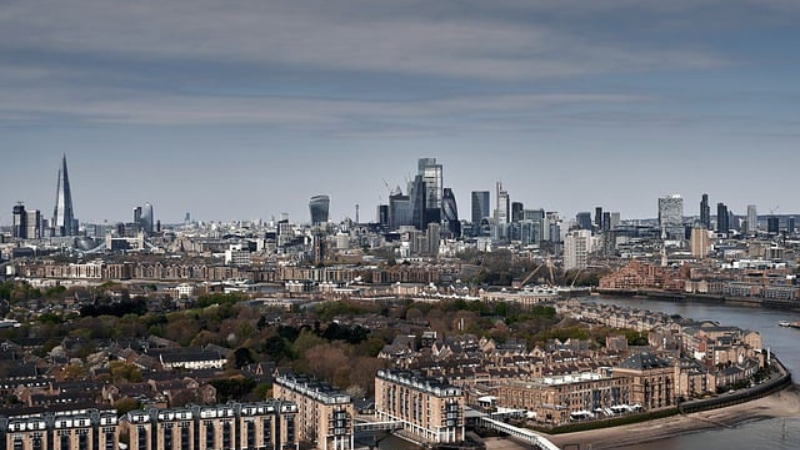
[1,0,732,81]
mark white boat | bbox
[778,321,792,327]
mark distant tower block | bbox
[309,195,330,224]
[52,154,77,236]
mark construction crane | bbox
[520,258,555,286]
[570,267,584,289]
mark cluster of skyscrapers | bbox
[381,158,459,235]
[668,193,790,239]
[11,155,78,239]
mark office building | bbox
[12,203,26,239]
[595,207,604,230]
[602,212,611,232]
[609,212,621,230]
[746,205,758,234]
[0,408,118,450]
[729,209,740,232]
[52,154,77,236]
[494,182,510,224]
[441,188,459,236]
[546,213,561,243]
[690,225,711,259]
[788,217,795,234]
[377,204,389,227]
[700,194,711,230]
[309,195,331,225]
[576,212,593,231]
[658,195,684,239]
[519,220,540,245]
[389,187,412,230]
[26,209,41,240]
[717,203,729,234]
[523,208,545,222]
[375,369,465,444]
[273,370,355,450]
[511,202,524,223]
[767,216,780,235]
[471,191,490,224]
[133,207,142,230]
[140,202,155,235]
[418,158,443,212]
[121,401,298,450]
[564,229,592,270]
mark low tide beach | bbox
[484,386,800,450]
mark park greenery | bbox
[1,280,639,399]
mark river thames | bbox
[589,296,800,450]
[380,296,800,450]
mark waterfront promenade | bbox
[483,387,800,450]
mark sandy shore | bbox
[485,386,800,450]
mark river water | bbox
[589,296,800,450]
[377,297,800,449]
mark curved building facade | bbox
[442,188,460,236]
[309,195,330,224]
[140,202,154,235]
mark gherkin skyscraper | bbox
[52,154,77,236]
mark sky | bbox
[1,0,799,225]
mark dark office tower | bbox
[700,194,711,230]
[389,187,411,229]
[511,202,524,223]
[442,188,460,235]
[377,204,389,227]
[184,212,191,224]
[409,176,427,229]
[309,195,330,224]
[717,203,729,234]
[471,191,490,224]
[52,154,77,236]
[133,207,142,227]
[156,220,161,233]
[767,216,780,235]
[789,217,795,234]
[12,204,27,239]
[595,207,603,230]
[602,212,611,232]
[576,212,593,231]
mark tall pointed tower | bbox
[53,154,76,236]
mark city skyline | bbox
[2,1,799,223]
[1,151,798,226]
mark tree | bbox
[232,347,255,369]
[110,361,143,383]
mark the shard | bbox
[52,154,77,236]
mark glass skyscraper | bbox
[309,195,331,224]
[52,154,77,236]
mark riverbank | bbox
[593,289,800,312]
[483,386,800,450]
